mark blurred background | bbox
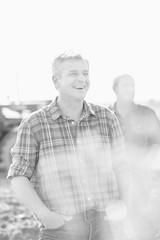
[1,0,160,104]
[1,0,160,239]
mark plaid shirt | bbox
[7,99,129,215]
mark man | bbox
[7,52,132,240]
[110,74,160,239]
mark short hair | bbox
[52,51,89,82]
[112,74,134,92]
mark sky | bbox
[0,0,160,105]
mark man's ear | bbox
[113,85,117,95]
[52,76,59,89]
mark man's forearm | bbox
[11,176,49,218]
[11,176,70,228]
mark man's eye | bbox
[69,72,77,76]
[83,72,89,76]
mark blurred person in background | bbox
[7,52,132,240]
[110,74,160,240]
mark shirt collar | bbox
[48,97,96,121]
[82,100,96,118]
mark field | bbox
[0,171,40,240]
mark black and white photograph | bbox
[0,1,160,239]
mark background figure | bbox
[7,52,132,240]
[110,74,160,240]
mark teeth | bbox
[75,85,85,89]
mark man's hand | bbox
[39,210,72,229]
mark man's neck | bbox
[115,100,134,116]
[57,97,84,122]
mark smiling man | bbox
[7,52,132,240]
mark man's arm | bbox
[11,176,66,228]
[8,118,72,228]
[8,119,64,228]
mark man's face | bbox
[116,76,135,102]
[56,59,90,101]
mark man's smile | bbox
[73,84,86,89]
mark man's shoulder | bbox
[135,103,156,116]
[89,102,116,120]
[133,104,160,124]
[21,104,50,125]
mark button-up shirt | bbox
[7,99,129,215]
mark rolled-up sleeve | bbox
[7,119,39,180]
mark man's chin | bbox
[72,92,87,100]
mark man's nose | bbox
[78,74,86,82]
